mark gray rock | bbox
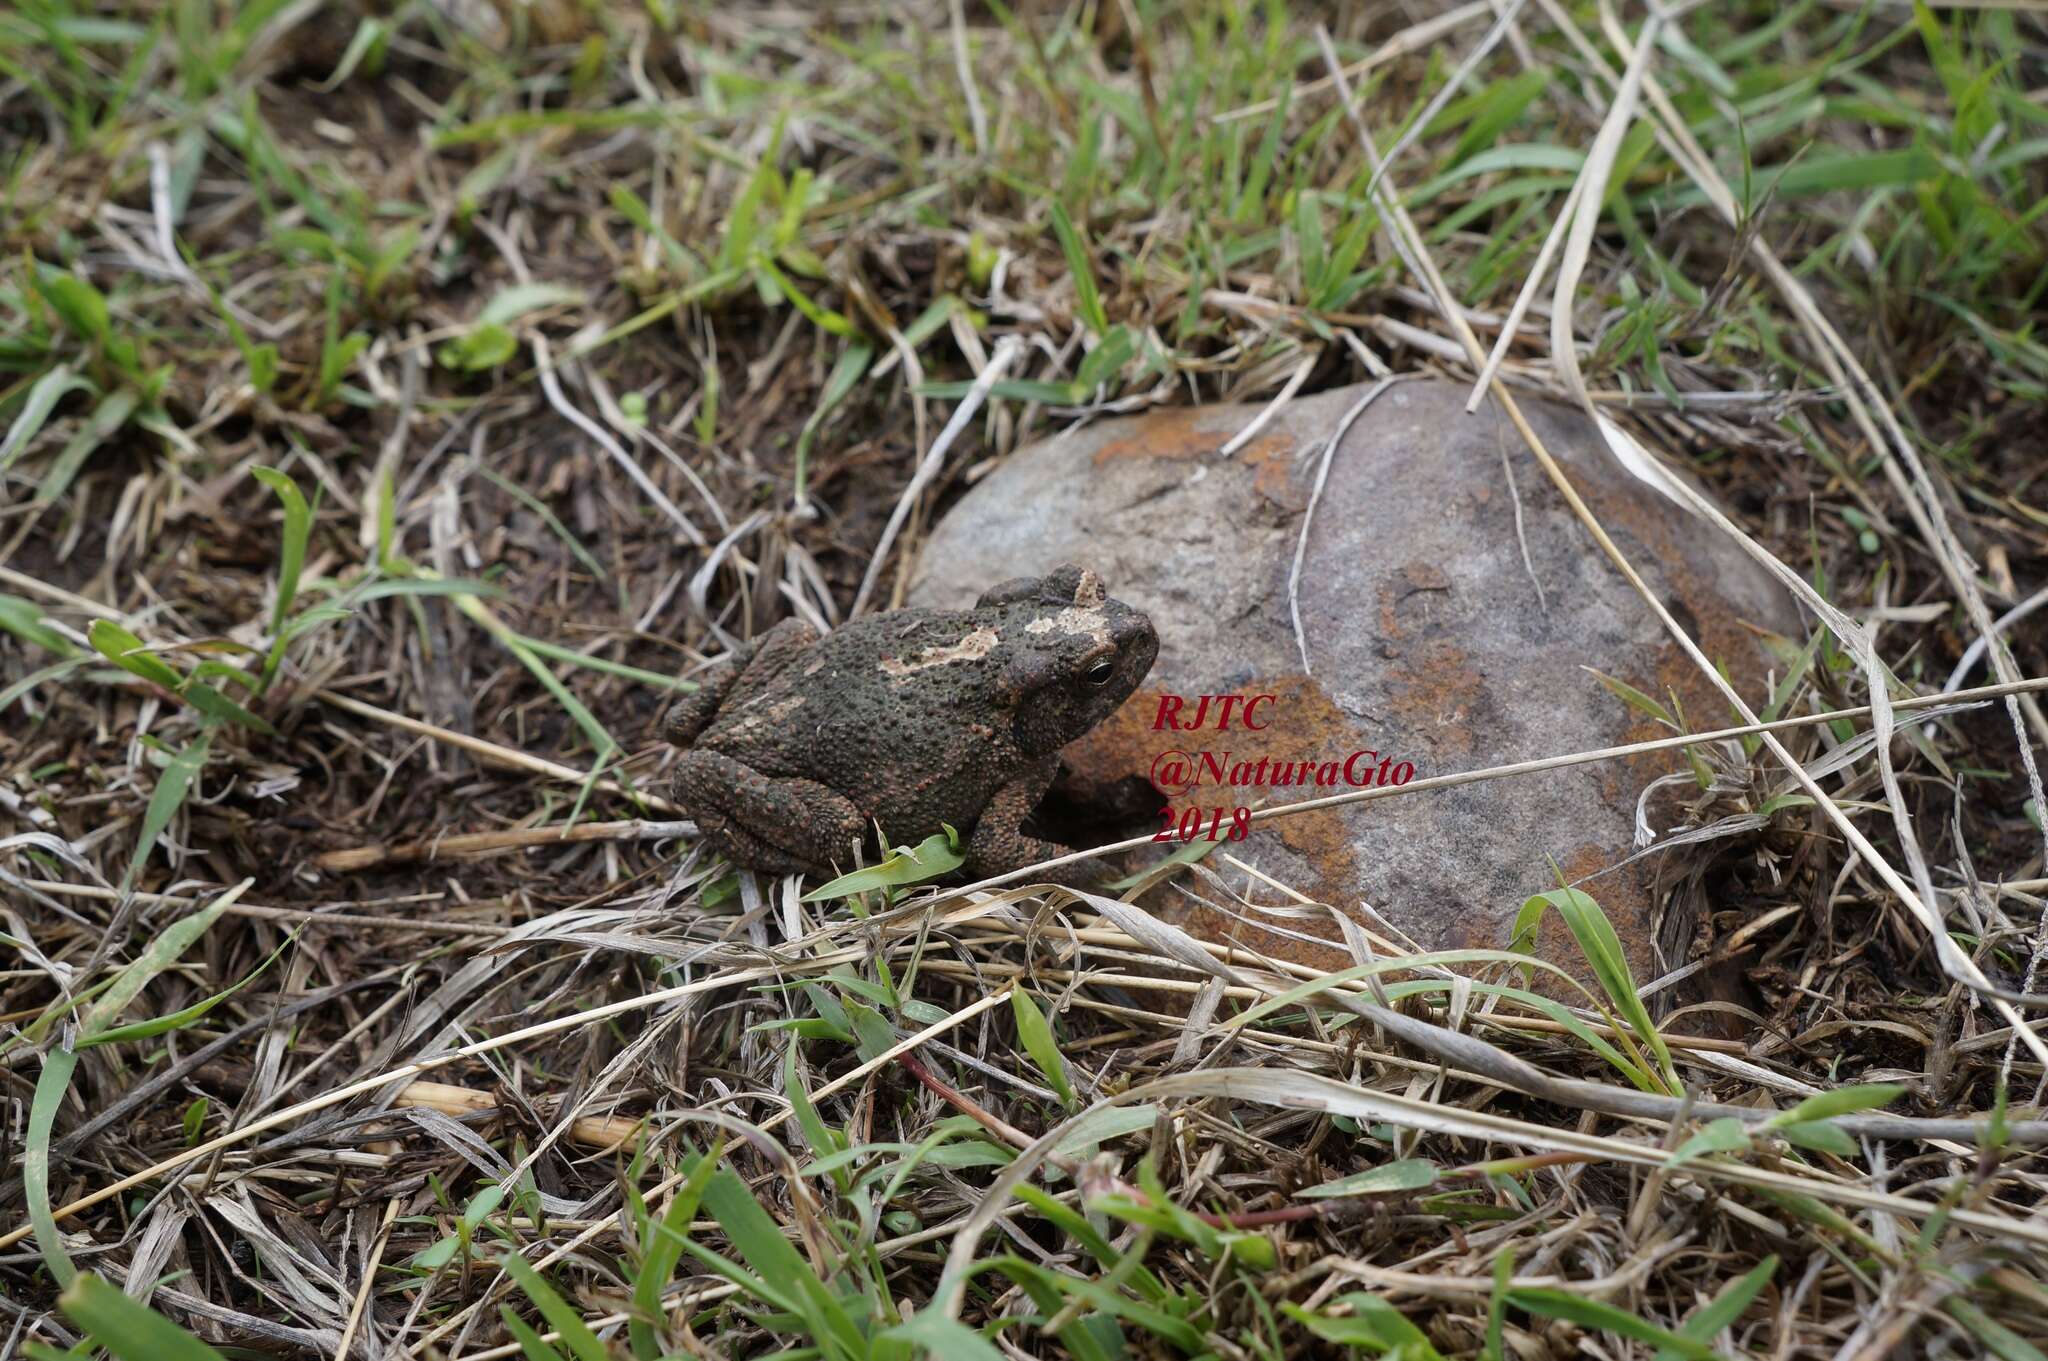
[909,378,1800,983]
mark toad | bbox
[664,565,1158,884]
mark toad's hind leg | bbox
[662,617,822,745]
[672,749,865,873]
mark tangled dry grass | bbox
[3,1,2047,1357]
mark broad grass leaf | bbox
[121,731,212,893]
[83,918,293,1048]
[87,619,183,690]
[439,323,516,371]
[57,1273,226,1361]
[882,1311,1008,1360]
[802,830,964,901]
[1513,888,1676,1090]
[784,1045,845,1165]
[28,1046,80,1286]
[407,1183,505,1270]
[31,267,111,347]
[498,1253,608,1361]
[1281,1293,1442,1357]
[496,1309,567,1361]
[1776,1121,1857,1157]
[478,283,585,327]
[251,466,311,675]
[181,680,275,734]
[627,1142,724,1358]
[80,880,246,1036]
[1663,1117,1750,1170]
[1507,1288,1718,1360]
[1073,324,1135,390]
[0,594,80,657]
[1658,1255,1776,1361]
[1764,1083,1905,1128]
[1011,987,1076,1109]
[1298,1158,1440,1198]
[38,388,138,506]
[0,364,93,469]
[1448,69,1551,164]
[694,1166,862,1350]
[1049,201,1106,334]
[1012,1184,1154,1285]
[983,1254,1197,1354]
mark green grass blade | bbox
[794,340,874,503]
[1282,1292,1444,1357]
[28,1046,80,1286]
[1010,987,1076,1109]
[0,363,93,468]
[1513,888,1677,1090]
[1663,1116,1751,1171]
[628,1143,722,1360]
[451,594,619,763]
[83,915,292,1048]
[1484,1248,1514,1361]
[802,829,964,900]
[476,467,609,585]
[509,635,695,692]
[29,267,111,348]
[0,593,81,657]
[121,730,212,894]
[1943,1294,2048,1361]
[80,879,246,1036]
[1762,1082,1906,1129]
[56,1273,225,1360]
[1659,1255,1776,1361]
[1296,1158,1439,1198]
[1049,201,1106,334]
[37,387,138,505]
[87,619,183,690]
[478,282,585,327]
[250,467,311,641]
[495,1308,567,1361]
[698,1166,861,1349]
[883,1311,1007,1360]
[1507,1289,1718,1360]
[0,655,93,713]
[180,680,275,734]
[498,1254,609,1361]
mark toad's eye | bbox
[1085,658,1116,686]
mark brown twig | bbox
[312,819,694,872]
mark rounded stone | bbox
[909,378,1801,986]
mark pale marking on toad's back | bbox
[878,626,999,678]
[1025,607,1110,646]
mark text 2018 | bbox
[1154,805,1253,842]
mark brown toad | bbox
[663,566,1158,883]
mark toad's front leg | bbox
[673,749,865,875]
[966,756,1094,888]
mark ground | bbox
[2,2,2047,1358]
